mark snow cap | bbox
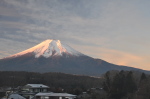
[9,39,82,58]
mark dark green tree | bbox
[103,71,111,94]
[136,73,150,99]
[125,71,137,93]
[104,71,137,99]
[140,73,147,82]
[110,70,126,99]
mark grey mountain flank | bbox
[0,39,149,76]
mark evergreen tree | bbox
[104,71,137,99]
[140,72,147,82]
[103,71,111,93]
[110,70,126,99]
[125,71,137,93]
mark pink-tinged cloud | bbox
[72,44,149,70]
[98,48,143,66]
[0,50,12,58]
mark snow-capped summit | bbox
[10,39,82,58]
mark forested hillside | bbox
[0,71,103,94]
[1,71,150,99]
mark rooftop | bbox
[26,84,49,88]
[36,92,76,97]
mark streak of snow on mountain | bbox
[9,39,83,58]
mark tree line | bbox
[102,70,150,99]
[0,71,102,94]
[0,71,150,99]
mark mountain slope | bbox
[8,39,82,58]
[0,39,149,76]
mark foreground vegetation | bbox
[0,71,150,99]
[102,70,150,99]
[0,71,102,94]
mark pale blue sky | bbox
[0,0,150,70]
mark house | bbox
[7,93,26,99]
[2,84,76,99]
[0,87,12,98]
[16,84,50,99]
[35,92,76,99]
[22,84,49,93]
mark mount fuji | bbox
[0,39,149,76]
[8,39,83,58]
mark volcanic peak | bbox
[8,39,82,58]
